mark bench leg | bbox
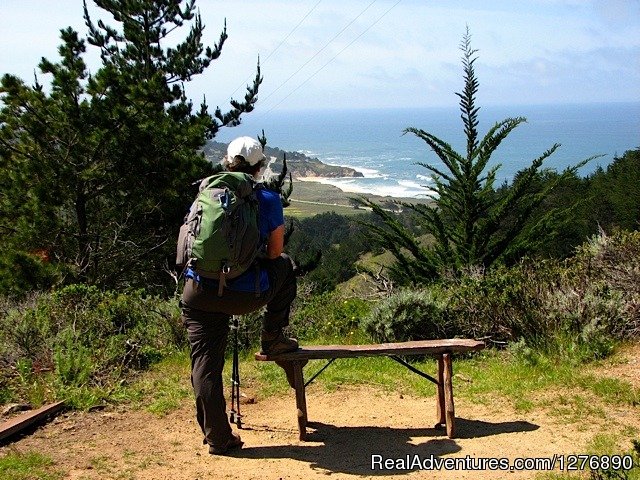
[292,360,308,441]
[443,353,455,438]
[436,355,446,428]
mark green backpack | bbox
[176,171,261,293]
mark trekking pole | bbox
[229,315,243,428]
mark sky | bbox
[2,0,640,115]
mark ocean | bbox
[216,102,640,198]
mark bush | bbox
[361,289,451,343]
[0,284,184,408]
[444,262,549,341]
[227,310,263,353]
[575,229,640,339]
[359,230,639,363]
[589,439,640,480]
[289,288,371,342]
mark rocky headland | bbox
[203,141,364,179]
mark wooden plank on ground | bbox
[255,339,485,361]
[0,401,65,442]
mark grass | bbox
[8,333,636,428]
[548,394,607,425]
[89,455,113,472]
[0,451,62,480]
[286,199,364,218]
[114,351,192,416]
[286,178,432,218]
[576,375,640,406]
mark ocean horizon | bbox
[216,102,640,198]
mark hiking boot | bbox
[260,330,299,355]
[209,432,243,455]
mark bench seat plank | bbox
[255,339,484,361]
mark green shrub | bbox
[445,262,549,341]
[361,289,451,342]
[589,439,640,480]
[226,310,263,353]
[359,230,639,363]
[0,285,184,407]
[575,229,640,339]
[290,289,371,342]
[54,328,94,387]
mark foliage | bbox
[222,287,371,353]
[511,148,640,259]
[0,284,183,408]
[116,351,192,417]
[0,251,68,298]
[289,290,371,341]
[360,29,591,284]
[0,0,261,295]
[587,148,640,233]
[360,230,639,362]
[286,211,381,292]
[361,289,450,342]
[575,229,640,339]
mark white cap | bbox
[226,136,266,166]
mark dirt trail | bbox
[2,344,639,479]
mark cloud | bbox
[479,46,640,104]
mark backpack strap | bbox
[249,184,261,298]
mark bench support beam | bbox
[443,353,455,438]
[388,355,439,385]
[304,358,337,388]
[436,355,446,428]
[292,360,308,441]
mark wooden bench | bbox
[255,339,484,440]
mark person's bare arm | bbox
[266,224,285,259]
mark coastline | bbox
[208,139,436,211]
[295,175,435,201]
[286,176,432,218]
[215,103,639,199]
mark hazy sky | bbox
[2,0,639,114]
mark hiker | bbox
[180,136,299,455]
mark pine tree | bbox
[0,0,261,293]
[361,29,592,284]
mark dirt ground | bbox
[2,345,639,480]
